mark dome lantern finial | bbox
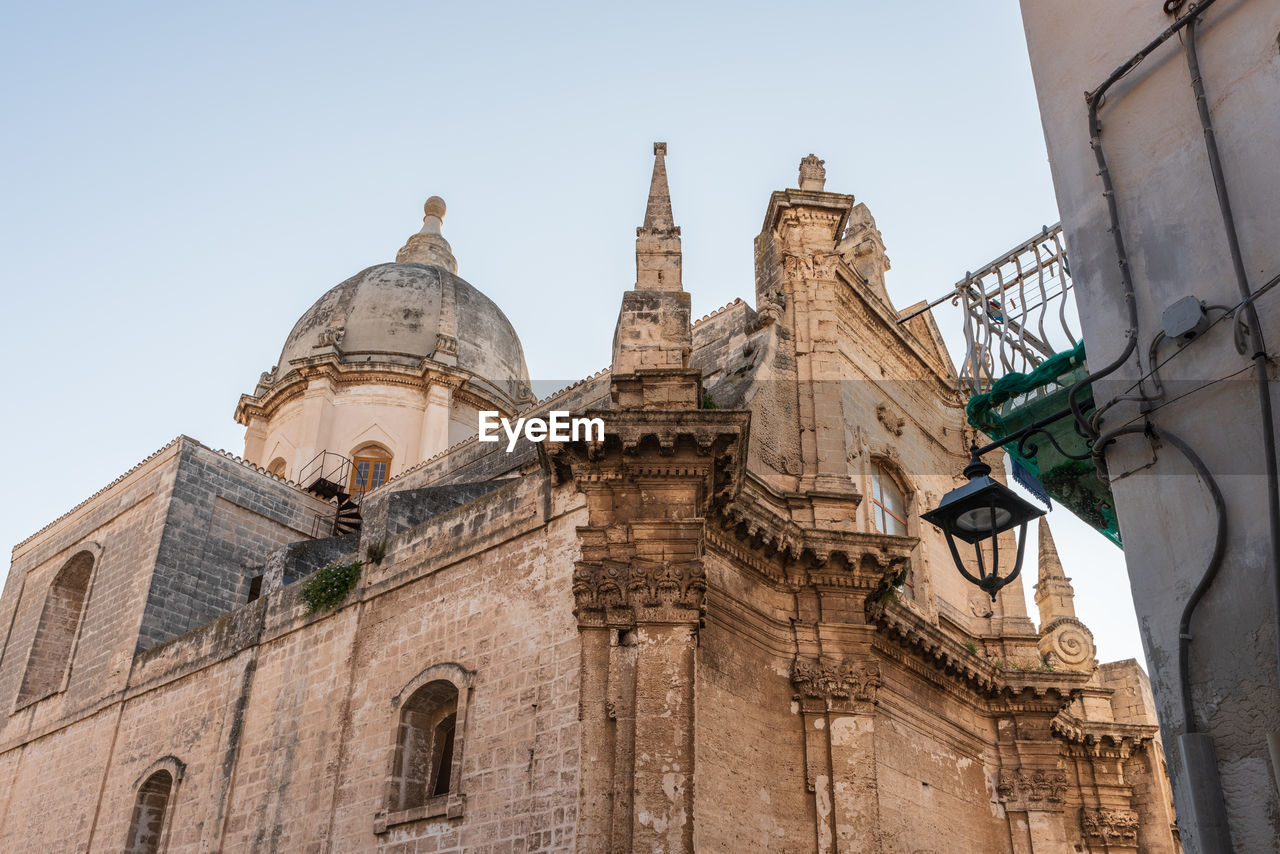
[397,195,458,273]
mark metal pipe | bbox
[1100,422,1233,852]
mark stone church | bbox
[0,147,1179,852]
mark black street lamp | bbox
[922,445,1047,599]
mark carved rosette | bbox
[1081,808,1139,845]
[573,558,706,622]
[996,769,1068,812]
[791,658,880,706]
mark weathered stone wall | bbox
[0,441,182,737]
[0,459,583,852]
[138,442,332,649]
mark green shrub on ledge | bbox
[299,559,362,613]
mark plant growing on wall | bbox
[299,559,362,613]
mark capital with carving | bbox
[791,657,880,708]
[1081,808,1139,845]
[996,769,1068,812]
[573,557,706,625]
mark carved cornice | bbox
[1051,711,1156,759]
[234,354,522,425]
[871,599,1002,694]
[996,769,1068,812]
[871,600,1090,708]
[1081,808,1140,845]
[791,657,880,706]
[720,475,914,572]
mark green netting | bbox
[965,341,1086,436]
[964,342,1122,548]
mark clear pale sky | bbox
[0,2,1148,665]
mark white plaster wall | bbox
[1020,0,1280,848]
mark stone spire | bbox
[635,142,682,292]
[1034,518,1096,671]
[1034,517,1076,623]
[396,196,458,273]
[611,142,699,409]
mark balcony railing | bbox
[947,224,1079,396]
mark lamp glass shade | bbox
[955,505,1013,534]
[921,473,1045,545]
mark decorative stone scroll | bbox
[434,333,458,357]
[996,769,1068,811]
[1081,808,1140,845]
[876,403,905,437]
[791,658,880,704]
[316,325,345,348]
[1039,617,1096,671]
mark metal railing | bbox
[906,224,1080,396]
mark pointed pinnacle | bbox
[642,142,675,231]
[1037,517,1066,581]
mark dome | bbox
[275,262,531,404]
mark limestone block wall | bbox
[694,553,814,850]
[138,442,333,650]
[0,455,584,852]
[0,440,183,739]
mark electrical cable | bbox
[1069,0,1219,439]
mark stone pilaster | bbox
[994,688,1076,853]
[792,656,882,853]
[755,158,861,513]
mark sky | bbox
[0,2,1149,666]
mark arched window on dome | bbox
[267,457,287,478]
[18,550,95,706]
[349,444,392,496]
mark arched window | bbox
[377,663,472,832]
[870,462,908,536]
[267,457,287,478]
[124,770,173,854]
[391,680,458,811]
[349,444,392,495]
[19,550,94,705]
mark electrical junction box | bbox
[1162,296,1209,341]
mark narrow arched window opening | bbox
[871,463,908,536]
[392,679,458,811]
[267,457,287,478]
[19,550,94,705]
[124,770,173,854]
